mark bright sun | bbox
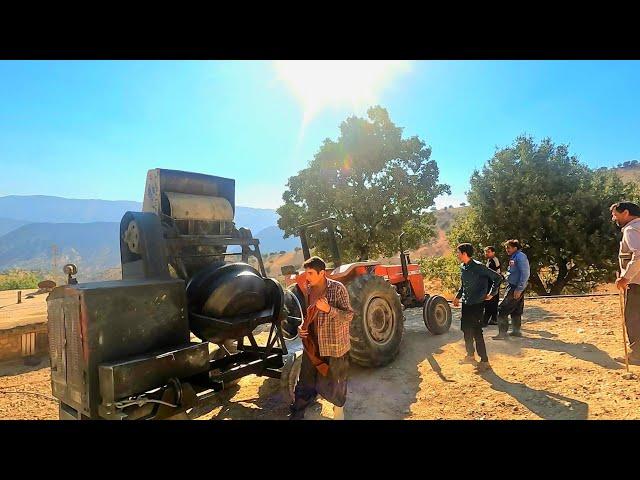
[274,60,412,125]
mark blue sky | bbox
[0,60,638,210]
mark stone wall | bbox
[0,323,48,362]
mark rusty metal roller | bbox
[164,192,234,222]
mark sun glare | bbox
[274,60,412,125]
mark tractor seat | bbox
[329,261,380,281]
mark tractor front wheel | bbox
[346,274,404,368]
[423,295,452,334]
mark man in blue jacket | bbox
[493,239,530,340]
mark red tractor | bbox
[280,218,452,368]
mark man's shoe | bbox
[459,355,477,365]
[288,409,304,420]
[475,361,492,373]
[492,332,508,340]
[614,355,640,366]
[509,331,523,337]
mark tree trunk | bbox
[549,260,578,295]
[528,271,550,296]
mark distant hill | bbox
[235,208,280,236]
[0,222,300,281]
[263,249,305,278]
[0,195,141,223]
[0,195,289,241]
[612,163,640,184]
[0,222,121,277]
[0,195,297,277]
[0,217,29,237]
[254,225,300,255]
[434,206,467,231]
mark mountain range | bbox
[0,195,294,277]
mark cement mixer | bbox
[47,168,296,420]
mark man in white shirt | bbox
[611,201,640,365]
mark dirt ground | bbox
[0,289,47,329]
[1,294,639,420]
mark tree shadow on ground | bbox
[487,301,622,370]
[479,369,588,419]
[521,328,558,338]
[493,330,623,370]
[528,337,623,370]
[518,304,559,322]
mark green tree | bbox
[418,255,460,294]
[277,106,450,262]
[0,269,44,291]
[448,135,640,295]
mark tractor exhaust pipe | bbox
[399,232,409,280]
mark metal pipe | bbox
[444,292,620,305]
[327,223,342,267]
[300,228,311,261]
[524,293,619,300]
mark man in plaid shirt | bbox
[289,256,354,420]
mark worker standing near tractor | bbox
[611,202,640,366]
[493,239,530,339]
[289,256,354,420]
[453,243,502,372]
[482,246,502,326]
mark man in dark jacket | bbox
[453,243,503,372]
[482,246,501,326]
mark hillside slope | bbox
[0,222,120,275]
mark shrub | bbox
[0,269,45,291]
[418,255,460,294]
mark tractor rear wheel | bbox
[423,295,452,334]
[346,274,404,367]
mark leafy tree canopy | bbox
[448,135,640,295]
[277,106,450,263]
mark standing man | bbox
[453,243,503,372]
[611,202,640,365]
[289,256,354,420]
[493,239,530,340]
[482,246,502,326]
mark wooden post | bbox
[17,291,22,304]
[619,289,630,373]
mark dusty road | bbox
[0,289,47,329]
[1,295,639,420]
